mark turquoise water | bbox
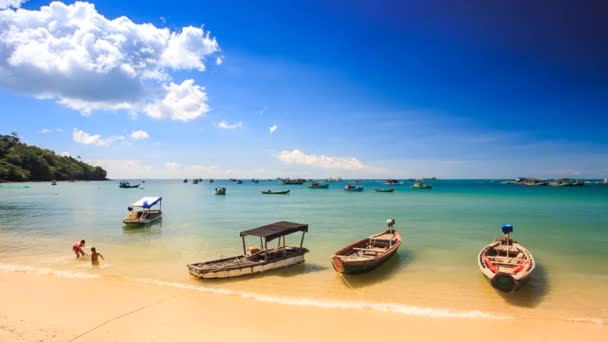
[1,180,607,322]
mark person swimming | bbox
[72,240,87,258]
[90,247,104,266]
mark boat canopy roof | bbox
[240,221,308,242]
[131,196,162,209]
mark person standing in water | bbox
[72,240,87,258]
[90,247,104,266]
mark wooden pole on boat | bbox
[283,235,286,256]
[260,237,263,250]
[300,232,306,248]
[264,238,268,261]
[242,236,246,255]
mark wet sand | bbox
[1,271,606,341]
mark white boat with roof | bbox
[123,196,163,225]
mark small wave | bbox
[0,263,99,279]
[134,279,505,320]
[568,317,606,325]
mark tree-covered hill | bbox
[0,132,107,182]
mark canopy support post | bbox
[264,238,268,261]
[283,235,286,256]
[242,236,246,255]
[300,232,306,248]
[260,237,263,250]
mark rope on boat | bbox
[338,273,364,297]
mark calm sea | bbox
[1,179,607,323]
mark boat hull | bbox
[188,251,307,279]
[123,211,162,225]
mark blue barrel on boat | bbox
[501,224,513,234]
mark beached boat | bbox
[331,219,401,274]
[187,221,309,279]
[122,196,163,225]
[478,224,535,293]
[215,187,226,195]
[375,188,395,192]
[411,181,431,189]
[344,184,363,192]
[261,189,290,195]
[308,182,329,189]
[119,181,140,188]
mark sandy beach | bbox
[1,270,605,342]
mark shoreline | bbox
[1,270,606,341]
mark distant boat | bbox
[251,179,259,183]
[478,224,535,293]
[215,187,226,195]
[308,182,329,189]
[548,178,584,187]
[192,179,200,184]
[183,179,188,183]
[119,181,140,189]
[123,196,162,225]
[384,179,399,185]
[411,181,431,189]
[280,178,306,185]
[51,180,57,186]
[375,188,395,192]
[187,221,309,279]
[209,179,214,183]
[325,177,342,182]
[331,219,401,274]
[604,178,608,184]
[344,184,363,192]
[236,180,243,184]
[261,189,290,195]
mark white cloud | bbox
[164,161,180,169]
[59,151,71,157]
[277,149,367,170]
[39,128,63,133]
[0,1,219,119]
[40,128,50,134]
[217,120,242,129]
[215,56,223,65]
[144,80,209,121]
[269,124,278,134]
[0,0,26,10]
[130,130,150,140]
[72,128,125,147]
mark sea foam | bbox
[0,263,99,279]
[134,278,506,320]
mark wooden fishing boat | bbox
[261,189,290,194]
[344,183,364,192]
[183,179,188,183]
[308,182,329,189]
[192,179,200,184]
[215,187,226,195]
[384,179,399,185]
[188,221,309,279]
[411,181,432,189]
[119,181,140,188]
[280,178,306,185]
[478,224,535,293]
[236,180,243,184]
[375,188,395,192]
[331,219,401,274]
[122,196,162,225]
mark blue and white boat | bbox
[123,196,163,225]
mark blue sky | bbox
[1,0,607,178]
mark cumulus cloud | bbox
[217,120,242,129]
[215,56,223,65]
[269,124,278,134]
[277,149,367,170]
[144,80,209,121]
[72,128,124,146]
[0,0,26,10]
[0,1,220,120]
[40,128,63,133]
[130,130,150,140]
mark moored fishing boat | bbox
[236,180,243,184]
[411,181,431,189]
[122,196,162,225]
[344,183,363,192]
[51,180,56,185]
[375,188,395,192]
[183,179,188,183]
[280,178,306,185]
[261,189,290,194]
[331,219,401,274]
[308,182,329,189]
[478,224,535,293]
[384,179,399,185]
[192,179,199,184]
[119,181,140,188]
[215,187,226,195]
[187,221,309,279]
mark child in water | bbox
[90,247,104,266]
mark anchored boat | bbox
[344,184,364,192]
[478,224,535,293]
[119,181,140,188]
[411,181,432,189]
[308,182,329,189]
[123,196,163,225]
[187,221,309,279]
[215,187,226,195]
[331,219,401,274]
[261,189,290,195]
[375,188,395,192]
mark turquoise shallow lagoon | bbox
[1,179,607,323]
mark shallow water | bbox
[1,179,607,323]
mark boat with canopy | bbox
[215,187,226,195]
[478,224,535,292]
[330,219,401,274]
[188,221,309,279]
[123,196,163,225]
